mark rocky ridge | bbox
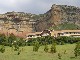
[0,4,80,37]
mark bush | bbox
[61,41,65,45]
[44,44,49,53]
[17,50,21,55]
[0,45,5,53]
[14,45,19,51]
[17,38,26,46]
[0,34,7,45]
[74,42,80,57]
[50,43,57,53]
[58,53,62,59]
[27,36,55,46]
[56,36,80,44]
[64,50,67,54]
[33,40,40,52]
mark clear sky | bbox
[0,0,80,14]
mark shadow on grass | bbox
[70,56,76,59]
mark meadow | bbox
[0,44,80,60]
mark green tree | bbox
[8,33,17,46]
[44,44,49,53]
[17,38,25,46]
[0,45,5,53]
[0,34,6,45]
[33,40,40,52]
[14,44,19,51]
[50,43,57,53]
[58,53,62,59]
[61,41,65,45]
[74,42,80,57]
[17,50,21,55]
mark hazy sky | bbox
[0,0,80,14]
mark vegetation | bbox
[0,45,5,53]
[33,40,40,52]
[0,44,79,60]
[44,44,49,53]
[27,36,80,46]
[49,22,80,30]
[58,53,62,59]
[17,50,21,55]
[0,33,25,47]
[27,36,54,46]
[50,43,57,53]
[0,33,80,60]
[0,33,80,46]
[74,42,80,57]
[14,45,19,51]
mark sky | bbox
[0,0,80,14]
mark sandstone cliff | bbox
[36,4,80,31]
[0,4,80,37]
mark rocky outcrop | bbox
[0,11,37,32]
[0,4,80,37]
[36,4,80,31]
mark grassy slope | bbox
[0,44,80,60]
[49,23,80,30]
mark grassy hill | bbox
[49,23,80,30]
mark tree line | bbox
[0,33,26,46]
[0,33,80,58]
[27,36,80,46]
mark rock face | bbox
[36,4,80,31]
[0,11,37,32]
[0,4,80,37]
[0,11,39,37]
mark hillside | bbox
[49,22,80,30]
[36,4,80,31]
[0,4,80,36]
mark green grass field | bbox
[0,44,80,60]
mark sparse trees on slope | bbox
[33,40,40,52]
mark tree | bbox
[58,53,62,59]
[74,42,80,57]
[0,45,5,53]
[17,50,21,55]
[61,41,65,45]
[14,44,19,51]
[44,44,49,53]
[17,38,26,46]
[33,40,40,52]
[0,34,6,45]
[50,43,57,53]
[8,33,17,46]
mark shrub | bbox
[58,53,62,59]
[61,41,65,45]
[33,40,40,52]
[74,42,80,57]
[64,50,67,54]
[14,45,19,51]
[17,50,21,55]
[0,45,5,53]
[44,44,49,53]
[50,43,57,53]
[0,34,7,45]
[17,38,26,46]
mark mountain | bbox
[0,4,80,37]
[36,4,80,31]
